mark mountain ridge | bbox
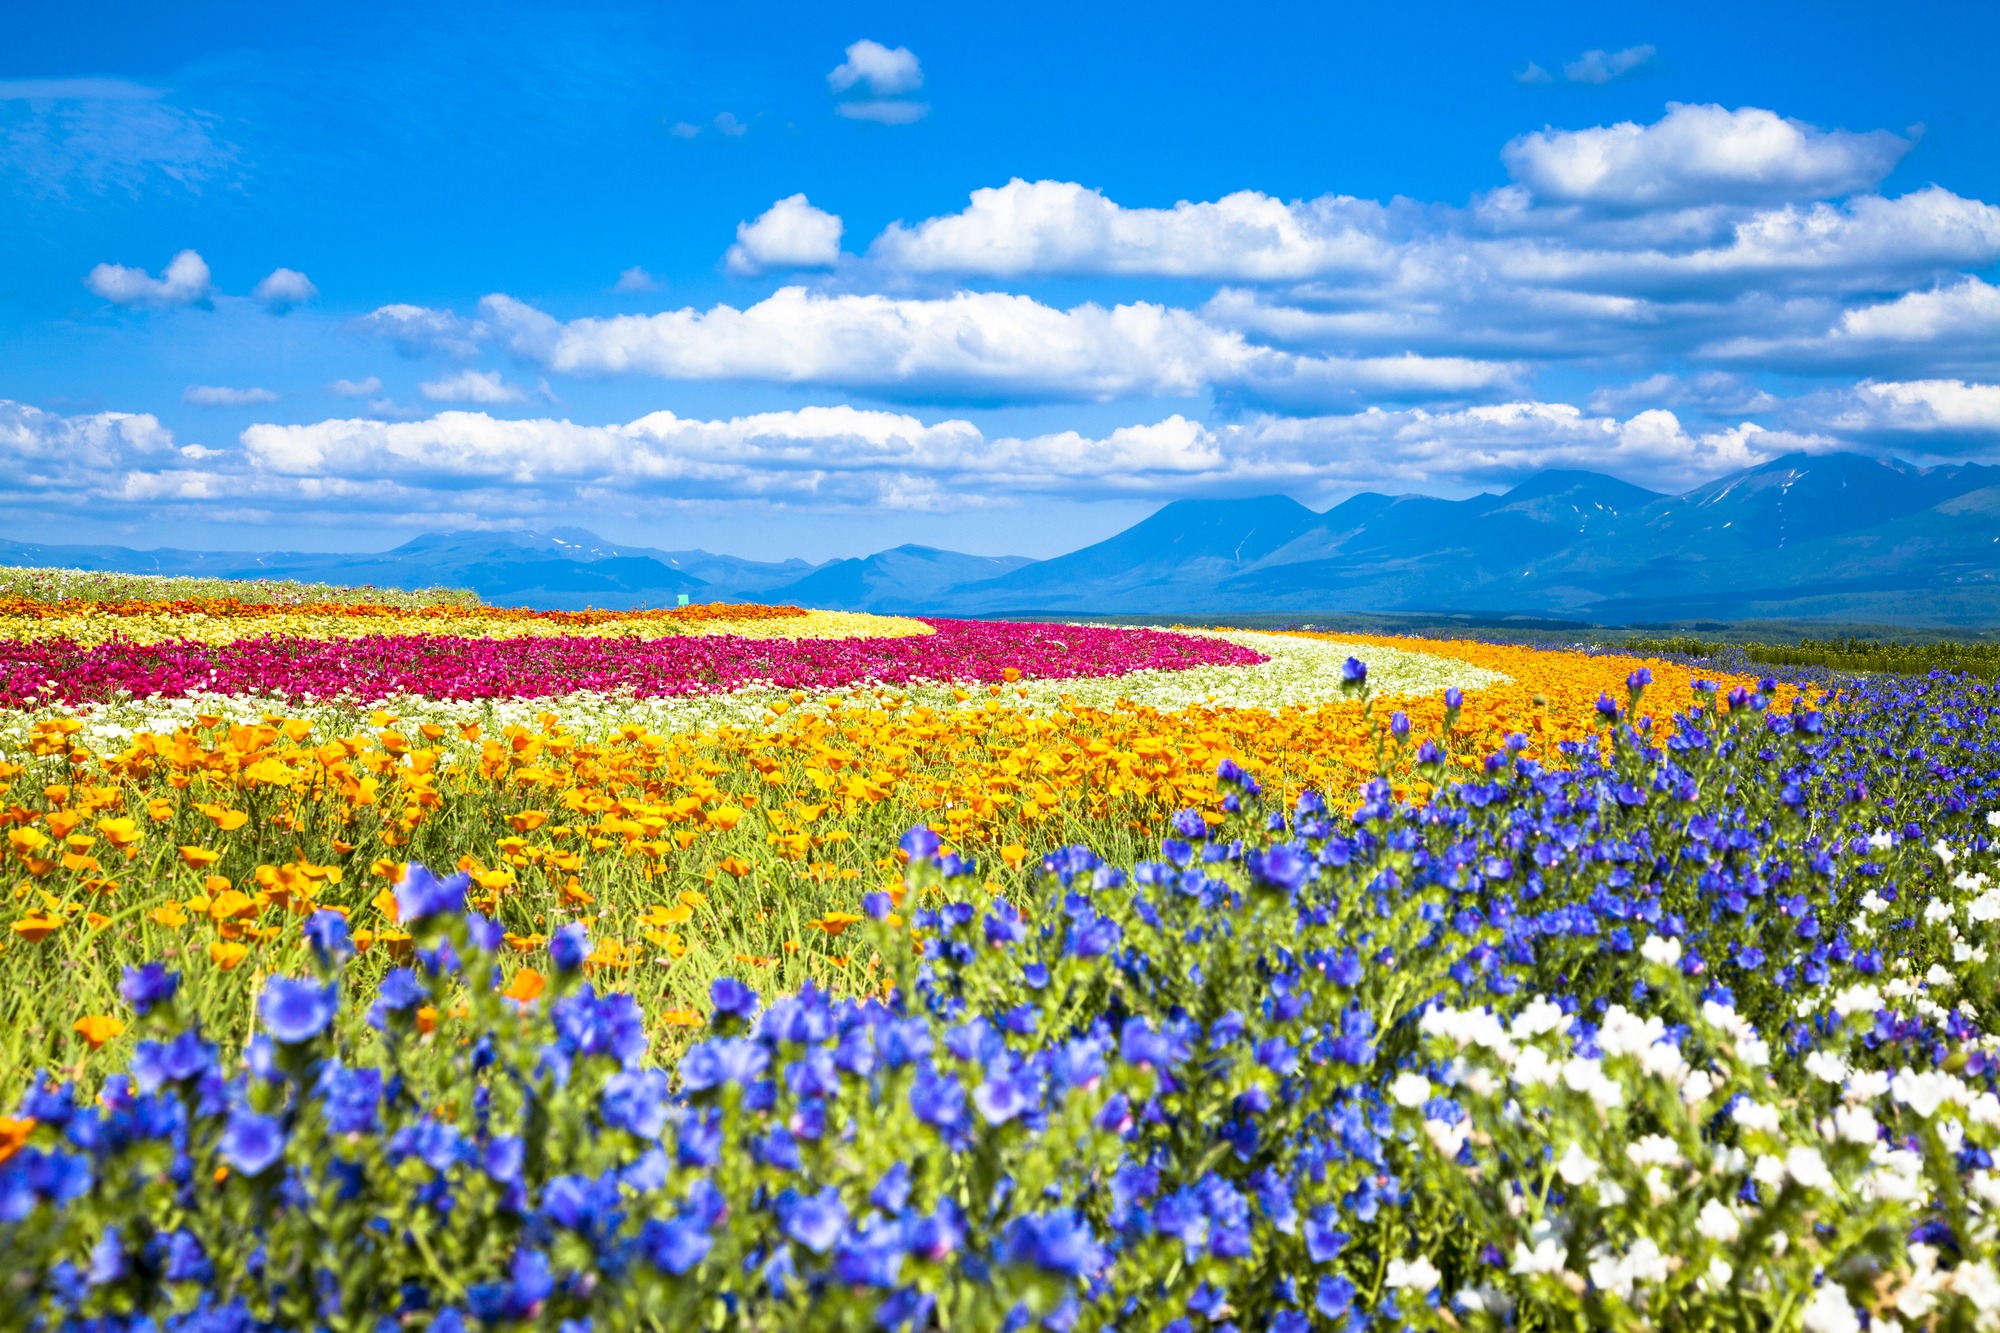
[6,451,1997,624]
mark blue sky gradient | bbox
[5,0,1998,558]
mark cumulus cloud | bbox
[1803,379,2000,448]
[1704,277,2000,372]
[476,287,1516,406]
[418,369,528,404]
[183,384,278,407]
[0,399,179,499]
[614,266,661,293]
[252,267,317,309]
[1502,103,1911,208]
[328,376,382,397]
[829,40,927,123]
[85,249,213,307]
[828,40,923,96]
[350,303,487,356]
[725,195,844,275]
[870,179,1396,280]
[1561,45,1656,84]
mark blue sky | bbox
[4,0,1999,560]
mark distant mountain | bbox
[7,452,1999,623]
[0,528,820,611]
[929,452,2000,625]
[766,546,1035,613]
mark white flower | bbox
[1987,811,2000,829]
[1926,963,1956,990]
[1510,1237,1567,1277]
[1425,1118,1470,1157]
[1588,1239,1668,1303]
[1390,1072,1432,1108]
[1704,1256,1733,1290]
[1832,1104,1880,1145]
[1950,1261,2000,1315]
[1566,1057,1625,1110]
[1639,935,1682,968]
[1753,1153,1787,1187]
[1785,1146,1834,1192]
[1453,1285,1514,1317]
[1701,1000,1754,1040]
[1556,1142,1599,1185]
[1847,1070,1891,1103]
[1737,1036,1771,1068]
[1934,838,1957,866]
[1864,1147,1928,1203]
[1509,996,1572,1040]
[1832,984,1885,1018]
[1626,1134,1683,1169]
[1970,1092,2000,1127]
[1681,1069,1716,1106]
[1926,900,1957,924]
[1860,889,1890,914]
[1804,1051,1850,1084]
[1869,830,1895,852]
[1385,1255,1440,1294]
[1892,1068,1965,1119]
[1511,1046,1558,1088]
[1597,1006,1666,1059]
[1969,890,2000,924]
[1896,1244,1946,1320]
[1640,1039,1689,1085]
[1801,1283,1861,1333]
[1695,1198,1741,1242]
[1734,1099,1783,1136]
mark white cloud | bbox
[828,40,926,124]
[1513,62,1553,86]
[477,286,1516,406]
[1705,277,2000,370]
[1503,103,1911,208]
[614,266,661,293]
[1815,379,2000,439]
[725,195,844,275]
[350,303,486,356]
[0,400,178,499]
[252,267,317,308]
[828,40,922,96]
[1562,45,1656,84]
[328,376,382,397]
[0,81,237,197]
[870,179,1395,280]
[183,384,278,407]
[84,249,213,307]
[836,100,930,125]
[418,369,528,404]
[713,112,747,137]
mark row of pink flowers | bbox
[0,619,1265,707]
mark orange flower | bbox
[178,846,221,869]
[0,1116,35,1163]
[10,914,61,944]
[73,1015,125,1049]
[415,1006,439,1035]
[717,856,753,878]
[811,911,866,938]
[501,968,546,1004]
[659,1008,704,1027]
[208,941,250,970]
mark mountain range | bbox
[7,452,1998,625]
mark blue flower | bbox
[709,977,759,1020]
[643,1215,712,1275]
[302,910,354,967]
[1341,657,1367,688]
[258,977,338,1045]
[601,1069,672,1138]
[781,1187,849,1254]
[395,863,468,924]
[999,1211,1105,1279]
[315,1062,383,1134]
[679,1038,770,1092]
[220,1110,285,1175]
[550,922,592,972]
[1315,1275,1357,1317]
[900,825,942,862]
[117,963,179,1016]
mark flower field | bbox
[6,582,1994,1331]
